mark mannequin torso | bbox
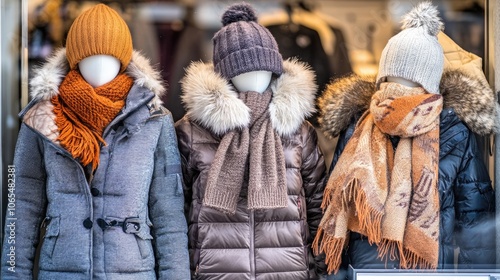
[78,55,120,87]
[231,70,272,93]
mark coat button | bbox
[91,188,100,196]
[83,218,93,229]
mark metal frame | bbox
[485,0,500,268]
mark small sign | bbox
[356,274,490,280]
[352,268,500,280]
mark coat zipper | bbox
[101,128,120,192]
[250,209,255,280]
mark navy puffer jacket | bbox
[318,71,498,279]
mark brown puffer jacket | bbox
[176,59,327,280]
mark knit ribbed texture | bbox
[212,3,283,80]
[377,28,443,94]
[204,89,288,214]
[66,4,133,72]
[52,70,133,170]
[376,2,444,94]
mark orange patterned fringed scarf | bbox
[313,83,443,274]
[52,70,133,170]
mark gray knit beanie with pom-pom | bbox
[377,1,444,94]
[212,2,283,80]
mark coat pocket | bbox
[42,216,60,258]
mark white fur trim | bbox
[269,58,317,136]
[29,48,165,108]
[126,50,165,109]
[29,48,68,100]
[181,62,250,135]
[180,59,317,136]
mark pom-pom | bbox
[401,1,443,36]
[221,3,258,26]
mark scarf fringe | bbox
[377,239,437,270]
[401,247,437,270]
[312,227,346,274]
[53,97,105,170]
[348,178,383,244]
[377,239,405,264]
[322,178,384,244]
[320,179,335,211]
[320,190,329,211]
[316,178,383,273]
[312,227,322,256]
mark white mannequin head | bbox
[78,55,121,88]
[386,76,420,88]
[231,70,272,93]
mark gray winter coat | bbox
[1,49,190,280]
[175,60,327,279]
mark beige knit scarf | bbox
[313,83,443,274]
[204,89,288,214]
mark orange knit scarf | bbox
[52,70,133,170]
[313,83,443,274]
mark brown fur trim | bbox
[440,70,500,135]
[319,70,499,137]
[318,74,375,139]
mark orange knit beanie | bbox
[66,4,132,72]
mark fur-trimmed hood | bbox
[180,59,317,136]
[22,48,166,142]
[29,48,165,107]
[319,70,500,138]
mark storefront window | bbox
[1,0,498,278]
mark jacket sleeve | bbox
[300,122,328,276]
[174,118,196,216]
[329,118,357,174]
[1,124,47,279]
[148,113,190,280]
[175,118,200,277]
[454,130,496,268]
[301,123,327,239]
